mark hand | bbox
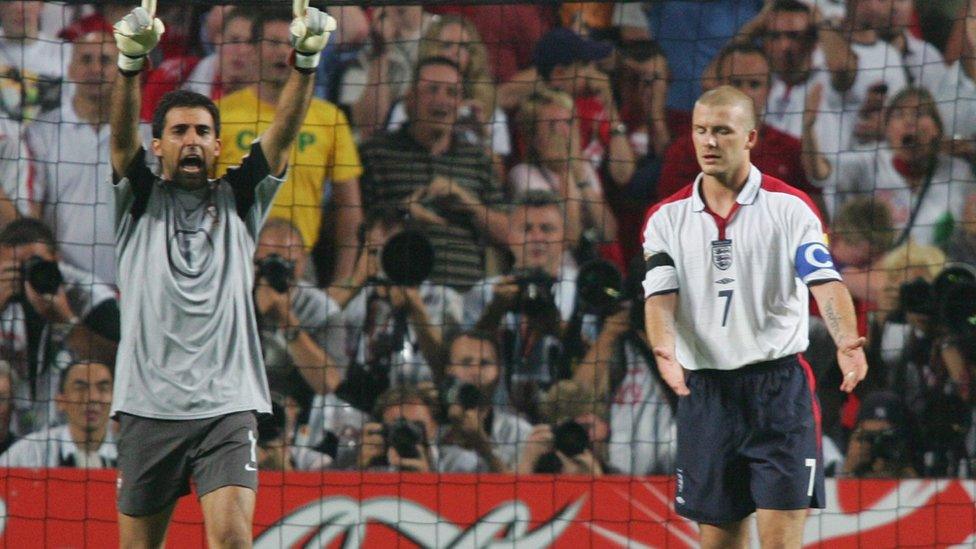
[113,0,165,71]
[837,336,868,393]
[426,176,478,210]
[24,282,74,325]
[0,260,19,309]
[290,0,338,69]
[652,347,690,396]
[254,281,290,322]
[403,187,448,226]
[387,445,431,472]
[491,275,520,309]
[518,424,554,472]
[387,285,420,311]
[357,422,385,469]
[600,303,632,339]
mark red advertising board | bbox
[0,469,974,547]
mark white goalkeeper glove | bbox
[289,0,337,70]
[113,0,165,73]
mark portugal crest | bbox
[711,239,733,270]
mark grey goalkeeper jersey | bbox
[111,142,281,419]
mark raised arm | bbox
[809,280,868,392]
[109,0,164,177]
[260,1,337,175]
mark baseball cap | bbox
[856,391,908,428]
[533,28,613,73]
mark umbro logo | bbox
[715,278,735,285]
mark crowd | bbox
[0,0,971,479]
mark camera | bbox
[384,418,426,459]
[22,256,62,295]
[576,259,623,316]
[859,428,909,468]
[898,277,933,315]
[378,229,435,287]
[552,420,590,458]
[439,376,482,421]
[256,254,294,293]
[511,268,558,317]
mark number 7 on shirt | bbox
[718,290,733,327]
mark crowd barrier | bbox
[0,470,974,547]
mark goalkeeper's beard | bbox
[172,154,210,190]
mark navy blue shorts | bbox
[674,355,825,524]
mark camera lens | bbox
[256,254,293,293]
[553,420,589,457]
[386,418,424,459]
[22,256,62,295]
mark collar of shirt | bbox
[690,164,762,212]
[57,424,116,465]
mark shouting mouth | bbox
[179,154,205,174]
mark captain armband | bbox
[645,253,675,273]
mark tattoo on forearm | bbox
[823,299,843,340]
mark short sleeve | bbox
[223,139,285,237]
[113,147,156,227]
[791,201,841,286]
[641,209,679,297]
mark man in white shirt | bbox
[0,359,115,468]
[0,1,66,118]
[642,86,867,547]
[17,31,118,285]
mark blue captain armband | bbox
[795,242,839,281]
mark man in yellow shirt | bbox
[218,7,363,282]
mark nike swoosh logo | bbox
[245,463,257,471]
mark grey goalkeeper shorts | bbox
[116,411,259,516]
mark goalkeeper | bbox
[107,1,335,546]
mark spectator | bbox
[0,117,28,228]
[644,0,764,134]
[338,6,434,140]
[937,0,976,164]
[0,360,17,454]
[386,16,512,175]
[436,331,532,472]
[658,44,817,200]
[336,208,462,412]
[615,40,671,263]
[729,0,858,144]
[509,88,617,250]
[218,8,363,283]
[254,218,346,417]
[843,390,918,478]
[140,8,258,121]
[0,359,115,468]
[355,385,486,472]
[832,0,909,148]
[0,0,66,119]
[0,218,118,434]
[530,28,635,189]
[811,87,976,247]
[463,192,576,420]
[427,5,555,83]
[883,0,947,91]
[570,291,678,476]
[828,197,895,304]
[358,56,509,291]
[17,31,119,285]
[519,380,608,476]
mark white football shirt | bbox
[642,165,840,371]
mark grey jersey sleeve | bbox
[113,147,156,229]
[222,140,285,239]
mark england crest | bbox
[711,239,732,270]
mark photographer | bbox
[337,209,462,413]
[435,331,533,472]
[843,391,918,478]
[0,219,119,434]
[255,219,346,408]
[463,192,577,420]
[517,380,607,477]
[356,385,485,472]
